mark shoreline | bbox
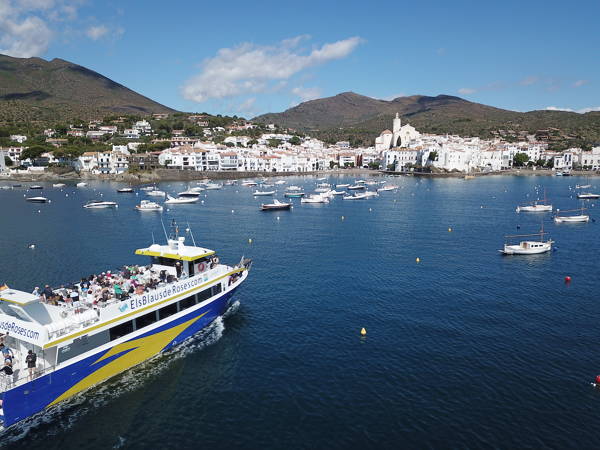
[382,169,600,178]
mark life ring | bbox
[198,262,206,272]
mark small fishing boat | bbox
[315,187,330,193]
[330,190,346,195]
[554,207,590,223]
[286,185,302,191]
[356,180,366,184]
[135,200,163,212]
[343,193,368,200]
[336,184,350,188]
[147,190,166,197]
[241,181,258,187]
[25,197,48,203]
[205,183,222,190]
[516,189,552,212]
[261,199,292,211]
[117,187,134,193]
[363,191,378,198]
[76,182,87,187]
[165,195,198,204]
[576,184,592,189]
[52,183,66,188]
[377,185,398,192]
[500,226,553,255]
[348,184,366,190]
[284,191,305,198]
[274,180,286,185]
[83,200,118,209]
[301,195,329,204]
[12,184,22,188]
[253,190,276,196]
[577,193,600,199]
[317,183,330,188]
[29,185,43,190]
[140,186,156,191]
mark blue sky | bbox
[1,0,599,117]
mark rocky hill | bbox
[254,92,600,149]
[0,54,175,123]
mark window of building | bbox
[110,320,134,341]
[159,302,178,320]
[136,311,157,330]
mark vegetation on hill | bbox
[254,92,600,149]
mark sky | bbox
[1,0,599,118]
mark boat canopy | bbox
[135,238,215,262]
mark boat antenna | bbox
[187,222,197,246]
[160,218,169,242]
[169,219,180,240]
[151,230,155,245]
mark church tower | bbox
[392,113,401,147]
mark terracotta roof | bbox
[381,130,392,135]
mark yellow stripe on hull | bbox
[48,313,206,406]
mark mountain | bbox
[254,92,600,149]
[0,54,175,123]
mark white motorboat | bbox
[29,185,43,190]
[165,195,198,204]
[343,193,368,200]
[301,194,329,204]
[577,193,600,199]
[262,184,274,188]
[25,197,48,203]
[178,190,202,198]
[363,191,379,198]
[377,185,398,192]
[274,180,286,185]
[554,207,590,223]
[356,180,366,184]
[347,184,366,190]
[261,199,291,211]
[135,200,163,212]
[500,228,553,255]
[241,181,258,187]
[315,187,330,193]
[576,184,592,189]
[286,185,302,191]
[331,190,346,195]
[317,183,330,188]
[140,186,156,191]
[205,183,222,190]
[83,200,118,209]
[253,190,276,196]
[117,187,134,193]
[336,184,350,188]
[76,182,87,187]
[147,190,166,197]
[52,183,66,188]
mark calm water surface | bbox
[0,175,599,448]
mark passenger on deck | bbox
[175,262,182,278]
[0,358,13,376]
[0,343,14,362]
[32,286,40,296]
[42,285,53,302]
[26,350,36,381]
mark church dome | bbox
[381,129,392,135]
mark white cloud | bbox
[292,86,321,102]
[458,88,476,95]
[573,79,589,88]
[86,25,108,41]
[519,76,539,86]
[381,92,406,101]
[0,0,83,57]
[236,97,256,115]
[545,106,600,113]
[182,35,362,103]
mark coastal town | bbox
[1,112,600,177]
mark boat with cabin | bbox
[52,184,66,188]
[135,200,163,212]
[165,195,198,204]
[253,190,275,196]
[284,192,305,198]
[554,207,590,223]
[25,197,48,203]
[343,193,368,200]
[147,190,166,197]
[577,192,600,199]
[347,184,366,190]
[500,226,554,255]
[117,188,134,193]
[301,195,329,204]
[29,186,43,190]
[260,199,292,211]
[76,182,87,187]
[0,223,251,428]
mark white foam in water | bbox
[0,302,239,444]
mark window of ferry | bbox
[109,320,134,341]
[179,296,196,311]
[212,284,222,296]
[135,311,157,330]
[196,287,211,303]
[159,302,178,320]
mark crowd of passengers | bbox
[31,259,219,308]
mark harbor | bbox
[1,174,599,448]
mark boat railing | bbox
[0,360,57,393]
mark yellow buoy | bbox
[448,227,452,232]
[360,327,367,336]
[416,257,420,263]
[248,238,252,244]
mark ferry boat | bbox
[0,224,251,428]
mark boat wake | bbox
[0,301,240,444]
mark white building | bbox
[123,129,141,139]
[133,120,152,134]
[10,135,27,143]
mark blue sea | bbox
[1,174,600,448]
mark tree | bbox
[546,158,554,169]
[289,136,301,145]
[248,139,258,147]
[535,159,545,167]
[267,138,282,148]
[4,156,13,166]
[21,146,48,160]
[428,151,438,161]
[513,152,529,167]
